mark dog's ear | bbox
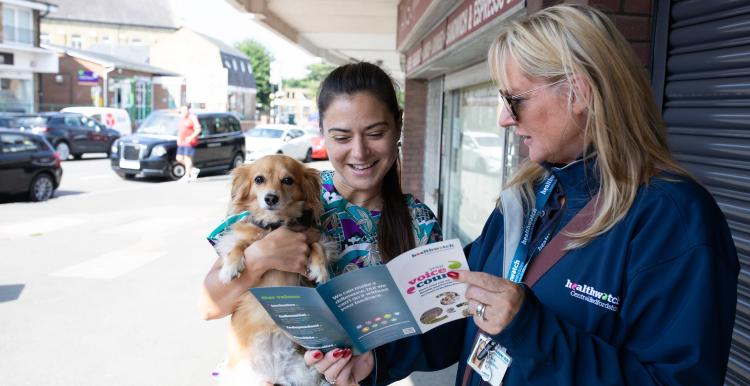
[229,165,254,213]
[301,167,323,218]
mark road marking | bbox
[0,216,89,237]
[49,250,164,279]
[77,175,114,181]
[99,215,195,234]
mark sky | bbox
[172,0,320,83]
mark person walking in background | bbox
[305,5,740,385]
[176,104,202,183]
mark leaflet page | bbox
[249,286,355,351]
[385,239,470,333]
[316,265,420,353]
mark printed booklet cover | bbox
[250,239,470,354]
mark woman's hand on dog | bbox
[244,227,317,277]
[304,349,374,385]
[199,226,321,320]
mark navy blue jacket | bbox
[373,158,739,385]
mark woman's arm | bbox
[198,227,313,320]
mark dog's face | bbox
[230,155,322,222]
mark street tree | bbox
[236,39,274,113]
[282,62,336,100]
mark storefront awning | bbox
[226,0,403,83]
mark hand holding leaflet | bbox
[251,239,470,353]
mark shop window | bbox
[443,83,506,244]
[0,77,33,113]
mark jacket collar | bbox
[540,153,600,210]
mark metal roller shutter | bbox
[652,1,750,384]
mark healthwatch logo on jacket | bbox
[565,279,620,312]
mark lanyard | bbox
[506,174,558,283]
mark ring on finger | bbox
[326,376,336,385]
[475,302,488,321]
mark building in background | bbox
[150,27,256,120]
[0,0,58,112]
[40,44,183,127]
[271,86,315,127]
[39,0,178,64]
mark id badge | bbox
[467,333,512,386]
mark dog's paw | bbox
[307,263,329,285]
[218,260,245,284]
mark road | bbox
[0,155,455,386]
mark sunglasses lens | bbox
[510,100,519,121]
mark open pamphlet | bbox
[249,239,470,354]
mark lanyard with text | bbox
[506,174,558,283]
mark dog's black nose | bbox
[264,193,279,206]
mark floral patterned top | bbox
[319,170,442,275]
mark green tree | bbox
[282,62,336,99]
[235,39,274,113]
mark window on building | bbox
[100,35,111,44]
[40,32,50,44]
[130,37,144,46]
[232,59,238,71]
[3,6,33,45]
[240,61,246,72]
[70,34,82,49]
[0,77,33,113]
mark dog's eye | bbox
[254,176,265,184]
[281,177,294,185]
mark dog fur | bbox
[216,155,334,386]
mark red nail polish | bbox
[343,349,352,358]
[332,349,343,358]
[447,271,459,279]
[313,351,323,359]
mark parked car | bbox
[110,110,245,180]
[15,112,121,160]
[303,128,327,160]
[0,129,62,201]
[245,124,313,162]
[0,112,21,128]
[61,106,133,135]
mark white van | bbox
[61,107,133,135]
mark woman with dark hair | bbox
[198,62,442,385]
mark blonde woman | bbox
[306,5,739,386]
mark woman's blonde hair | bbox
[488,4,688,248]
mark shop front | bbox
[398,0,525,243]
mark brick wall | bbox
[528,0,654,66]
[40,56,160,110]
[40,56,104,108]
[401,79,428,201]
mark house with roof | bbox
[0,0,59,113]
[39,44,184,126]
[149,27,256,120]
[39,0,179,64]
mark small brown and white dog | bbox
[215,154,334,386]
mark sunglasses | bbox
[499,79,567,122]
